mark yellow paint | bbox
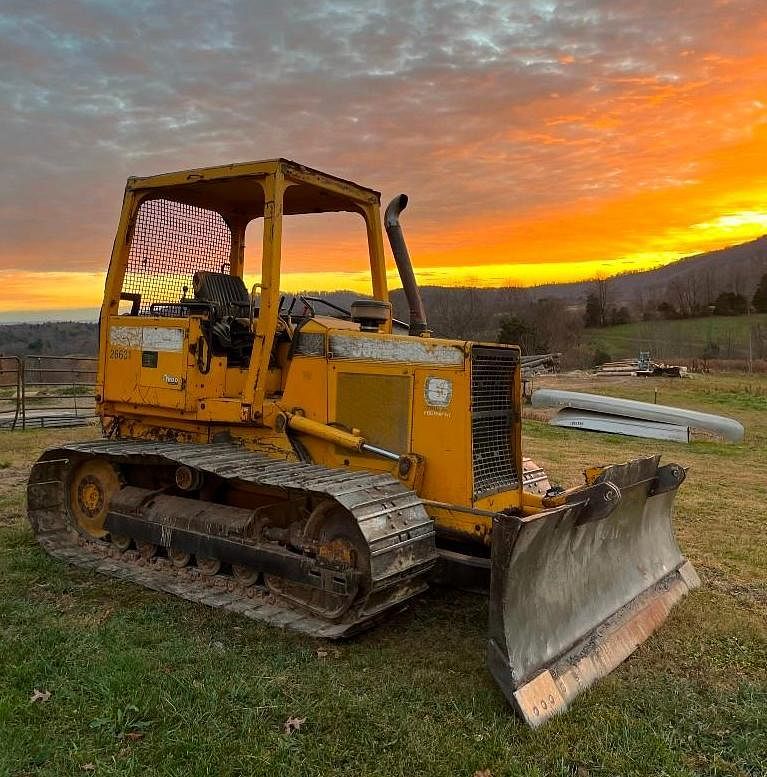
[95,159,593,549]
[67,458,121,538]
[285,412,366,451]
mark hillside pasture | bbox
[0,373,765,776]
[585,313,767,365]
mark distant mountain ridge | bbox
[518,234,767,304]
[2,235,766,351]
[390,235,767,339]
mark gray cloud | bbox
[1,0,766,272]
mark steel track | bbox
[27,440,438,639]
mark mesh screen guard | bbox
[122,199,233,314]
[471,345,520,499]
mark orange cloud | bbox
[2,2,767,311]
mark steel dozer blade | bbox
[487,455,700,727]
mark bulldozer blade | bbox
[487,455,700,727]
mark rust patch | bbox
[318,538,355,567]
[583,465,605,485]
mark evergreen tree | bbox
[713,291,748,316]
[657,301,678,320]
[584,293,602,328]
[753,272,767,313]
[608,306,632,326]
[497,315,533,351]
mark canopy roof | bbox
[127,158,380,220]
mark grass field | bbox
[1,373,765,776]
[584,313,767,363]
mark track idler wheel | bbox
[138,542,158,560]
[169,548,192,568]
[67,458,121,539]
[111,534,132,552]
[265,501,367,621]
[232,564,259,587]
[197,557,222,576]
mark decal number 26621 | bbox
[109,346,130,360]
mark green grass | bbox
[1,376,766,776]
[585,313,767,362]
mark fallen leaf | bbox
[30,689,51,703]
[283,716,306,735]
[124,731,144,742]
[316,649,328,658]
[473,771,494,777]
[80,764,96,772]
[117,747,131,758]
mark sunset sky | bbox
[1,0,767,313]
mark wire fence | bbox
[0,355,97,430]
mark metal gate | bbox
[0,355,97,430]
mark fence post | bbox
[21,359,26,431]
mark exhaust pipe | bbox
[384,194,428,336]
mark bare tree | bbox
[670,275,703,318]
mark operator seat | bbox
[192,271,254,366]
[192,271,250,314]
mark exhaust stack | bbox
[384,194,428,336]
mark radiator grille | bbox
[123,199,232,315]
[471,345,519,499]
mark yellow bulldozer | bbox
[27,159,699,726]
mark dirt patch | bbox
[698,563,767,610]
[0,465,29,489]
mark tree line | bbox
[583,271,767,328]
